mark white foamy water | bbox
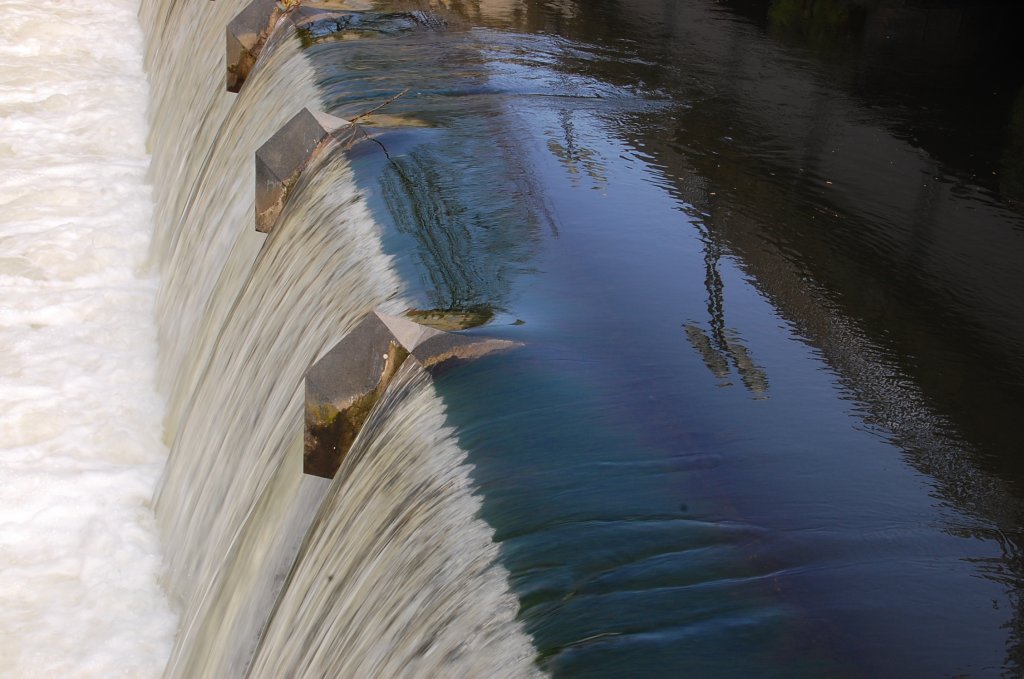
[0,0,177,675]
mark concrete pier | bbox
[255,107,350,233]
[304,311,517,478]
[226,0,282,92]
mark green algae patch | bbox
[405,306,494,331]
[304,340,409,479]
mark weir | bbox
[139,0,540,676]
[304,310,516,479]
[254,107,351,234]
[8,0,1024,673]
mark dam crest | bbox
[140,0,541,676]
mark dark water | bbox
[310,1,1024,675]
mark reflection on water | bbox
[546,109,607,190]
[684,228,769,397]
[311,0,1024,675]
[684,323,770,397]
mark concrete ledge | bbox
[303,311,517,478]
[227,1,448,92]
[226,0,284,92]
[255,108,351,233]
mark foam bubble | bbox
[0,0,177,675]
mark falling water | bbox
[134,0,540,675]
[3,0,540,671]
[8,0,1024,674]
[144,28,321,426]
[155,143,403,677]
[0,0,176,673]
[251,362,540,679]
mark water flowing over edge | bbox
[252,362,541,679]
[137,0,543,675]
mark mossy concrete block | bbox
[304,313,408,479]
[255,107,350,233]
[226,0,281,92]
[303,311,519,478]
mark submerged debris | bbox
[293,9,446,45]
[406,306,495,330]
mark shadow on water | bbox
[306,26,552,315]
[484,0,1024,472]
[504,1,1024,671]
[378,138,540,311]
[303,1,1024,675]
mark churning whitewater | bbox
[0,0,177,674]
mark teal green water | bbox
[308,1,1024,675]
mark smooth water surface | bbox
[303,0,1024,675]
